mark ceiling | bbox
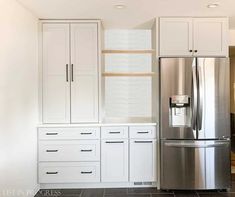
[17,0,235,29]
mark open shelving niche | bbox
[101,21,158,124]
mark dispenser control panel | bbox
[169,95,191,127]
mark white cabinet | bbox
[160,18,193,56]
[42,22,99,123]
[101,139,128,182]
[42,24,70,123]
[70,24,98,123]
[130,139,157,182]
[159,17,228,57]
[193,18,228,56]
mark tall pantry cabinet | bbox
[41,21,99,123]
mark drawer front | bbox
[101,127,128,139]
[39,140,100,162]
[39,162,100,183]
[38,127,100,140]
[129,126,156,139]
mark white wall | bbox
[0,0,39,196]
[230,30,235,46]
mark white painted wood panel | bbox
[129,126,156,139]
[38,127,100,140]
[39,140,100,162]
[70,23,99,123]
[101,126,128,139]
[193,18,228,57]
[39,162,100,183]
[42,24,70,123]
[130,139,157,182]
[160,18,193,56]
[101,139,128,182]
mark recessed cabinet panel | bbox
[42,24,70,123]
[193,18,228,56]
[160,18,193,56]
[130,139,157,182]
[70,23,99,123]
[101,139,128,182]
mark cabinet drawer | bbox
[39,162,100,183]
[38,127,100,140]
[129,126,156,139]
[101,127,128,139]
[39,140,100,162]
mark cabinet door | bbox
[101,139,128,182]
[130,139,157,182]
[160,18,193,56]
[193,18,228,57]
[70,23,99,123]
[42,24,70,123]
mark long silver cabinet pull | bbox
[109,131,121,134]
[165,142,228,148]
[134,141,153,143]
[80,132,92,135]
[46,132,58,135]
[66,64,68,82]
[137,131,149,134]
[71,64,74,82]
[81,171,92,174]
[192,64,198,130]
[105,141,124,144]
[46,150,58,152]
[197,65,203,130]
[46,172,58,175]
[81,149,92,152]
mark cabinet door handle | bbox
[71,64,74,82]
[109,131,121,134]
[81,149,92,152]
[46,150,58,152]
[189,50,193,52]
[66,64,68,82]
[80,132,92,135]
[134,141,153,143]
[194,50,198,53]
[81,171,92,174]
[46,172,58,175]
[105,141,124,144]
[46,132,58,135]
[137,131,149,134]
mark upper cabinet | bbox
[159,18,193,56]
[159,17,229,57]
[42,22,100,124]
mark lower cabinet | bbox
[130,139,157,182]
[38,125,157,185]
[101,139,129,182]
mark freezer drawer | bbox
[161,140,231,190]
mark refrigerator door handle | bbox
[197,65,203,130]
[192,65,198,130]
[165,142,228,148]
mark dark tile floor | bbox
[35,183,235,197]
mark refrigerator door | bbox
[197,58,230,139]
[160,58,197,139]
[161,140,231,190]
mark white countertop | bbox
[37,122,157,128]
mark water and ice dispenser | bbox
[169,95,191,127]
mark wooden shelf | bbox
[102,49,155,54]
[102,72,155,77]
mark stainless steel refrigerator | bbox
[160,58,231,190]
